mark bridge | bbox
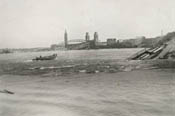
[67,42,90,50]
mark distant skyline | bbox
[0,0,175,48]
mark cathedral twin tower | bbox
[64,31,99,48]
[64,30,68,48]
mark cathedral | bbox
[64,31,99,50]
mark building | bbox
[107,38,116,46]
[85,32,90,42]
[94,32,99,45]
[140,37,162,48]
[122,36,146,47]
[64,31,91,50]
[50,44,64,50]
[63,31,120,49]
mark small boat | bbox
[33,54,57,61]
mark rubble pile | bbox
[129,32,175,60]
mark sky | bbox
[0,0,175,48]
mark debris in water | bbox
[29,65,75,70]
[123,66,133,72]
[108,68,117,73]
[79,70,86,73]
[0,89,14,94]
[95,70,99,73]
[40,67,45,70]
[86,70,96,74]
[24,60,33,63]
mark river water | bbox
[0,48,142,62]
[0,48,174,116]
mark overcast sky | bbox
[0,0,175,48]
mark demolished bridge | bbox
[129,32,175,60]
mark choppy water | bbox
[0,70,175,116]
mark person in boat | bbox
[33,54,57,61]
